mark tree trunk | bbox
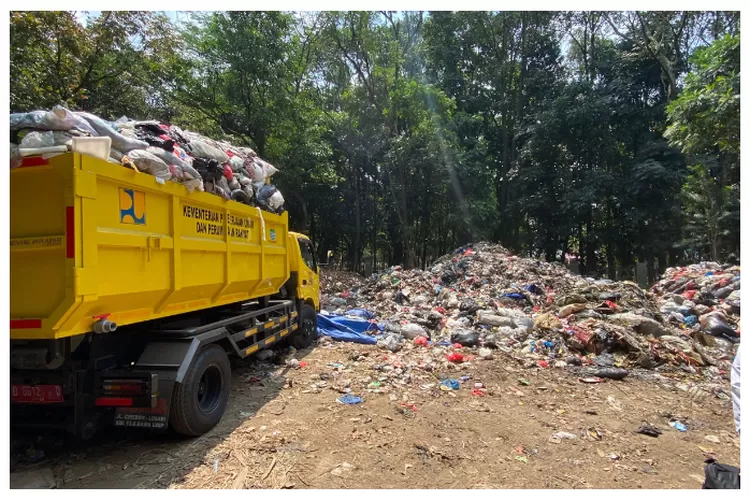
[577,223,585,275]
[352,164,362,272]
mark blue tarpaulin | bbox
[344,308,375,320]
[317,312,382,345]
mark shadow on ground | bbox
[10,343,317,489]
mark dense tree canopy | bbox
[10,11,741,282]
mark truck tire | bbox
[291,304,317,350]
[169,344,231,437]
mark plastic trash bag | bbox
[703,315,739,341]
[243,183,254,197]
[250,157,278,182]
[10,143,23,169]
[591,367,629,380]
[125,149,172,180]
[193,157,224,183]
[205,177,231,199]
[10,106,97,135]
[703,458,740,489]
[169,167,204,193]
[52,131,74,147]
[187,139,229,163]
[109,148,124,162]
[229,155,244,172]
[230,188,251,205]
[450,329,480,347]
[400,323,427,340]
[376,334,403,352]
[19,131,55,149]
[76,112,149,152]
[257,184,285,212]
[268,191,285,211]
[238,173,253,187]
[146,147,200,180]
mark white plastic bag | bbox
[126,149,172,180]
[19,131,55,149]
[188,139,229,163]
[238,173,253,186]
[229,156,244,172]
[10,106,97,135]
[268,190,285,210]
[146,146,200,179]
[77,112,149,152]
[10,143,23,169]
[167,165,204,192]
[250,158,279,182]
[257,184,285,212]
[109,148,124,161]
[53,131,74,147]
[249,159,265,181]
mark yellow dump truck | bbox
[10,152,320,438]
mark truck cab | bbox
[288,232,320,311]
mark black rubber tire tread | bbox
[290,304,318,349]
[169,344,231,437]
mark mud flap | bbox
[112,340,194,431]
[113,372,175,430]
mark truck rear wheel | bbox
[291,304,317,349]
[169,344,231,437]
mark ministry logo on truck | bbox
[119,188,146,225]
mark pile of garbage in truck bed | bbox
[9,105,285,213]
[319,243,740,389]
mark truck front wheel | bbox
[170,344,231,437]
[291,304,318,349]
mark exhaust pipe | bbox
[93,319,118,333]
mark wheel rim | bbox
[197,365,223,415]
[303,317,315,338]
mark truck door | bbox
[296,237,320,310]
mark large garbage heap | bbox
[10,105,285,214]
[320,270,366,298]
[321,243,739,391]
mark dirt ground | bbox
[9,339,740,490]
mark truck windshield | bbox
[298,238,316,271]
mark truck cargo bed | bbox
[10,153,290,340]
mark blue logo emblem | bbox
[119,188,146,225]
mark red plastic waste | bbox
[452,343,463,349]
[536,360,549,369]
[223,164,233,180]
[446,352,464,363]
[414,336,429,347]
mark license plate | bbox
[11,384,64,403]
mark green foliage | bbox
[10,11,182,119]
[665,33,740,260]
[666,34,740,169]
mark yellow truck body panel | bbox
[10,153,291,340]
